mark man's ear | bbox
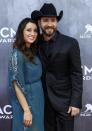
[38,20,42,34]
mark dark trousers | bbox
[44,98,74,131]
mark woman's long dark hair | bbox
[13,17,39,62]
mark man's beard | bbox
[41,27,56,37]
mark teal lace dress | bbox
[8,49,44,131]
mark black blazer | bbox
[39,31,83,112]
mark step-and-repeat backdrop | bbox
[0,0,92,131]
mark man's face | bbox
[40,17,57,37]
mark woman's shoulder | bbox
[12,48,22,55]
[12,48,24,60]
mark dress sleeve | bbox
[11,49,26,95]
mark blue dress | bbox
[8,49,44,131]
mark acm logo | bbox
[0,105,12,119]
[82,65,92,80]
[0,27,16,43]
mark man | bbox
[31,3,83,131]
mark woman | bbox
[8,18,44,131]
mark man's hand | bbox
[67,106,80,117]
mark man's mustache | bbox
[45,26,55,29]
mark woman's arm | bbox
[13,81,32,127]
[11,50,32,127]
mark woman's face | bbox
[23,22,38,48]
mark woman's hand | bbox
[23,110,32,127]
